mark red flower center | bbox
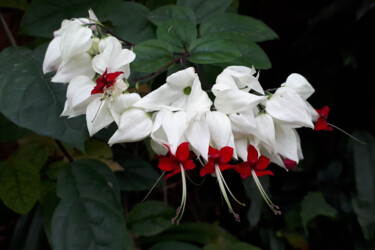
[91,69,123,95]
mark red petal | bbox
[254,170,274,177]
[158,157,177,171]
[256,156,270,170]
[105,71,123,87]
[219,163,234,172]
[318,106,330,118]
[247,145,259,164]
[284,158,297,170]
[176,142,190,162]
[200,161,215,177]
[162,144,173,155]
[219,147,233,164]
[183,159,196,171]
[208,146,220,158]
[234,162,251,177]
[165,167,182,180]
[314,117,332,131]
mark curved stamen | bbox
[215,164,241,222]
[327,123,366,145]
[251,169,281,215]
[142,171,166,203]
[172,164,187,224]
[216,168,246,207]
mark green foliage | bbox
[150,241,201,250]
[176,0,232,23]
[9,143,50,171]
[127,200,175,236]
[0,161,40,214]
[51,159,131,250]
[132,40,174,73]
[116,157,160,191]
[0,114,31,143]
[0,47,88,151]
[199,13,278,42]
[148,5,196,26]
[349,131,375,240]
[156,19,197,50]
[189,37,241,64]
[300,192,337,228]
[0,0,28,10]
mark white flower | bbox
[281,73,315,100]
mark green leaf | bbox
[0,114,31,143]
[84,138,113,158]
[9,143,50,171]
[148,5,196,26]
[0,0,28,11]
[201,32,271,69]
[150,241,201,250]
[19,0,120,38]
[177,0,232,23]
[204,242,261,250]
[0,161,40,214]
[0,47,88,151]
[157,19,197,50]
[300,192,337,228]
[95,1,155,44]
[116,157,160,191]
[145,0,177,10]
[132,40,174,73]
[189,37,241,64]
[47,161,69,180]
[349,130,375,240]
[127,200,175,236]
[51,159,130,250]
[200,13,278,42]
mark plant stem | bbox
[0,11,17,47]
[55,140,73,163]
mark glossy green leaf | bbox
[150,241,201,250]
[95,1,155,44]
[177,0,232,23]
[127,200,175,236]
[116,157,160,191]
[0,0,28,11]
[51,159,130,250]
[0,114,31,143]
[300,192,337,228]
[132,40,174,72]
[19,0,121,38]
[200,13,278,42]
[157,19,197,50]
[9,143,50,171]
[201,32,271,69]
[0,161,40,214]
[148,5,196,26]
[189,37,241,64]
[145,0,177,10]
[0,47,88,151]
[350,131,375,240]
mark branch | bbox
[130,53,190,82]
[55,140,73,163]
[0,11,17,47]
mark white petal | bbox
[206,111,235,155]
[86,99,114,136]
[187,74,212,119]
[61,76,96,117]
[92,37,136,76]
[133,85,184,111]
[88,9,99,22]
[252,113,275,149]
[266,87,314,128]
[161,110,188,154]
[222,66,264,94]
[110,93,141,125]
[234,137,249,161]
[274,124,299,162]
[60,21,92,61]
[51,53,95,83]
[281,73,315,100]
[185,112,210,160]
[108,109,152,145]
[43,37,62,74]
[166,67,196,90]
[229,109,256,137]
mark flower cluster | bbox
[43,11,333,223]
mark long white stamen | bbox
[172,164,187,225]
[327,123,366,145]
[142,171,166,203]
[251,169,281,215]
[216,169,246,207]
[215,164,240,222]
[91,99,104,123]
